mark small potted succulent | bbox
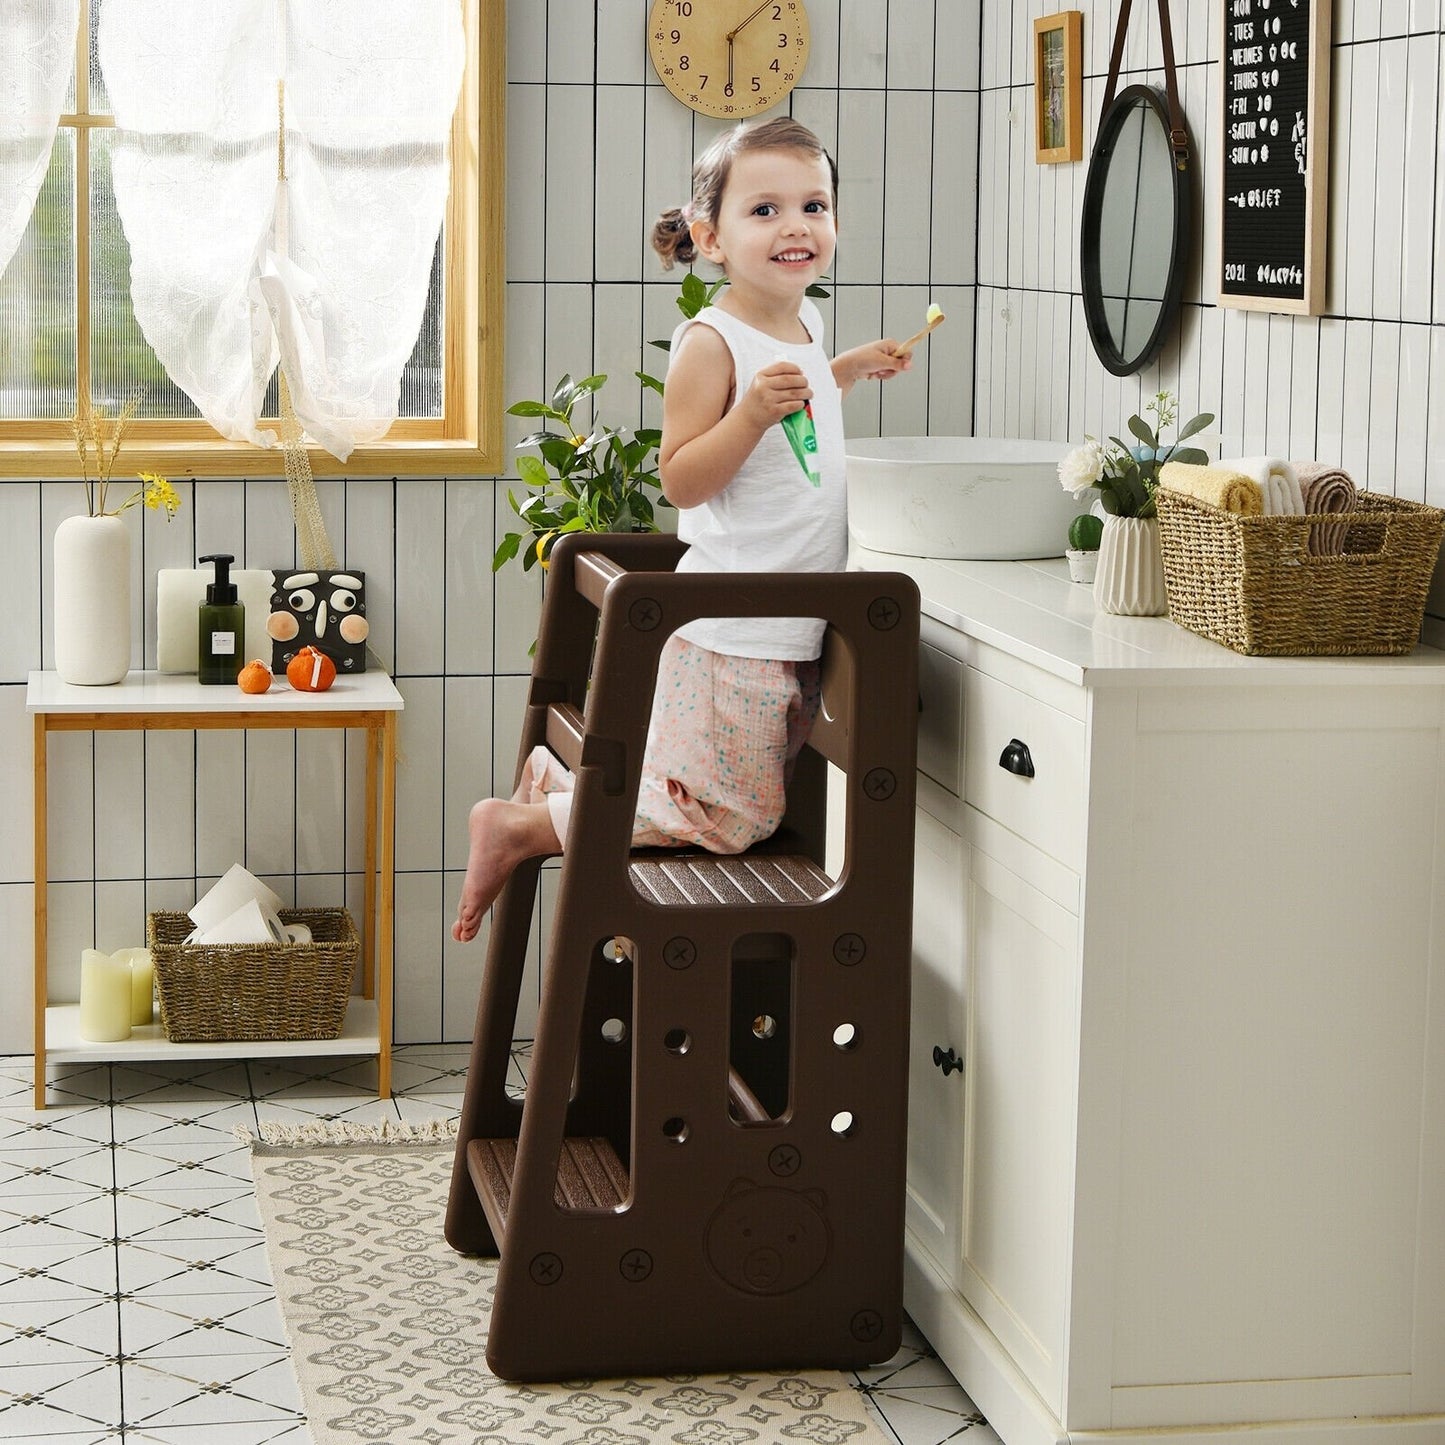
[1065,512,1102,584]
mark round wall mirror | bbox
[1081,84,1191,377]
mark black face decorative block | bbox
[267,570,368,673]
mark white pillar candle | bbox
[79,949,132,1042]
[113,947,155,1027]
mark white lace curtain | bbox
[97,0,464,462]
[0,0,79,281]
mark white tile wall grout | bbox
[2,1,1443,1052]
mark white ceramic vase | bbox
[1093,514,1167,616]
[54,513,131,684]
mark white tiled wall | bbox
[0,0,981,1054]
[7,1,1440,1055]
[975,1,1445,531]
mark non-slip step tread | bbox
[467,1135,629,1231]
[629,853,831,907]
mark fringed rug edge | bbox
[236,1116,459,1152]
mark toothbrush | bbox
[893,302,945,357]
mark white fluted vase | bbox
[54,514,132,684]
[1093,515,1167,617]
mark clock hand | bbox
[726,0,773,41]
[727,32,734,93]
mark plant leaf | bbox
[637,369,666,393]
[491,532,522,570]
[507,400,560,418]
[516,454,550,489]
[1169,446,1210,467]
[1174,412,1215,442]
[1126,414,1156,446]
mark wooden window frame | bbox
[0,0,503,481]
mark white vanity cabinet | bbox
[860,549,1445,1445]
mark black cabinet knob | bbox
[998,738,1035,777]
[932,1045,962,1076]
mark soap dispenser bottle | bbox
[198,553,244,684]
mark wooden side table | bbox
[28,670,403,1109]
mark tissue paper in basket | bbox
[147,907,358,1042]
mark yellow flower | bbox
[139,471,181,519]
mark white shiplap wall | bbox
[975,0,1445,541]
[0,0,982,1055]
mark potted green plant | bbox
[1057,391,1214,615]
[491,372,668,573]
[493,271,821,574]
[1065,512,1102,584]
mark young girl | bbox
[452,117,909,943]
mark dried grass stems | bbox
[71,385,145,517]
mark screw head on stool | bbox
[529,1252,563,1285]
[619,1249,653,1281]
[629,598,662,631]
[867,597,901,630]
[663,937,697,969]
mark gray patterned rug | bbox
[246,1120,893,1445]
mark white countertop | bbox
[849,545,1445,688]
[27,668,405,714]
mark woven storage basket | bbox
[147,907,358,1042]
[1155,488,1445,656]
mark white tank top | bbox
[669,297,846,661]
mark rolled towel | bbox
[1158,460,1264,516]
[1294,461,1358,555]
[1219,455,1305,515]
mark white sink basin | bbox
[846,436,1076,560]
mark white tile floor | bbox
[1,1046,1000,1444]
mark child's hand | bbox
[741,360,814,431]
[858,340,914,381]
[832,341,913,395]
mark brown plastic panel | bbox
[444,532,920,1381]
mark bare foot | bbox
[451,798,559,943]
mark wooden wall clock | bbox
[648,1,810,119]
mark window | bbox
[0,0,502,479]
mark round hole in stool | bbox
[752,1014,778,1040]
[830,1110,855,1138]
[663,1116,689,1143]
[664,1028,691,1055]
[832,1022,858,1050]
[600,1017,628,1044]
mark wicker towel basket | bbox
[147,907,358,1042]
[1155,488,1445,657]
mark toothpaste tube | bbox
[780,401,821,486]
[775,356,821,486]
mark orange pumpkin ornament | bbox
[237,659,273,694]
[286,646,338,692]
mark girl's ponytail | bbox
[650,207,696,270]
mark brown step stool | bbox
[444,532,920,1381]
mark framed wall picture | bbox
[1034,11,1083,163]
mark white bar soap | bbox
[156,568,277,673]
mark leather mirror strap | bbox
[1099,0,1191,166]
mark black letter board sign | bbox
[1218,0,1330,313]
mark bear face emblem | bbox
[705,1179,831,1295]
